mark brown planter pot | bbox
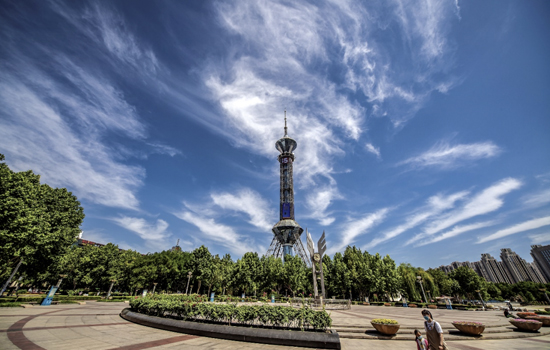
[363,302,370,305]
[428,305,437,309]
[517,312,536,319]
[409,304,418,308]
[509,320,542,332]
[452,323,485,335]
[371,322,400,336]
[384,303,391,306]
[526,316,550,327]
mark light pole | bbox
[56,274,67,288]
[107,279,116,298]
[475,289,485,308]
[152,283,158,295]
[417,276,427,304]
[185,272,192,295]
[539,288,550,305]
[427,291,432,302]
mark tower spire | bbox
[284,110,288,137]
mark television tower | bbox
[266,111,310,266]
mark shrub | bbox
[129,294,331,331]
[0,302,22,307]
[371,318,398,325]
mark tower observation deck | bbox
[266,112,310,266]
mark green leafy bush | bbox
[129,294,331,331]
[0,302,22,307]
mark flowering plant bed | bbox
[526,315,550,326]
[452,321,485,335]
[517,312,537,319]
[130,295,331,331]
[371,319,399,335]
[509,318,542,332]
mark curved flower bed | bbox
[130,295,331,331]
[526,315,550,326]
[452,321,485,335]
[371,319,400,335]
[509,318,542,332]
[517,312,537,319]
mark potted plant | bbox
[452,321,485,335]
[371,318,400,335]
[384,302,391,306]
[428,304,437,309]
[526,315,550,327]
[517,312,537,319]
[509,319,542,332]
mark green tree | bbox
[0,154,84,293]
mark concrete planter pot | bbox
[452,323,485,335]
[509,320,542,332]
[371,323,400,336]
[409,304,418,308]
[428,305,437,309]
[526,316,550,327]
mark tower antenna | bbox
[284,110,288,136]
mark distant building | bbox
[438,248,546,284]
[479,253,512,284]
[531,244,550,282]
[500,248,543,283]
[74,238,105,248]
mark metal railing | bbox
[288,297,351,310]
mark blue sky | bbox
[1,0,549,269]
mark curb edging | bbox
[120,308,341,349]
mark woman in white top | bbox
[421,309,446,350]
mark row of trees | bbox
[2,153,549,303]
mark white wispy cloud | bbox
[416,221,495,246]
[522,188,550,208]
[529,232,550,245]
[305,186,341,226]
[364,191,468,249]
[365,143,381,159]
[477,216,550,244]
[407,178,522,244]
[211,188,274,231]
[0,71,144,209]
[174,210,258,255]
[329,208,389,254]
[400,140,501,169]
[112,216,170,241]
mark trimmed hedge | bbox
[130,295,331,331]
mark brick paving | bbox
[0,302,548,349]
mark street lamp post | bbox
[417,276,427,304]
[152,283,158,295]
[540,288,550,304]
[427,291,432,302]
[475,289,485,308]
[185,272,192,295]
[107,279,116,298]
[56,274,67,288]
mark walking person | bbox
[414,329,429,350]
[421,309,447,350]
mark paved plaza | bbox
[1,302,549,350]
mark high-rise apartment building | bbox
[438,248,547,284]
[500,248,541,283]
[531,244,550,282]
[479,253,512,283]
